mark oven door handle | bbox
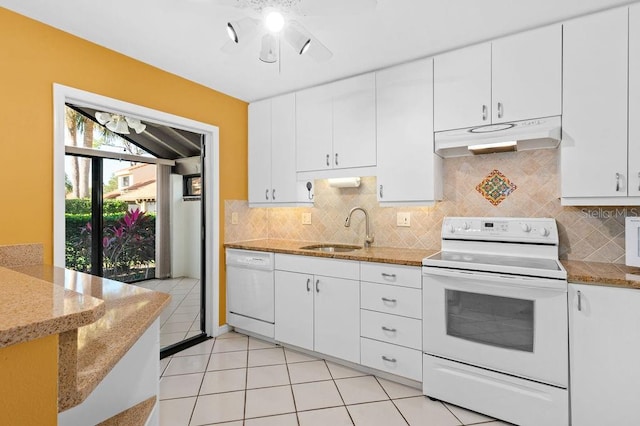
[422,267,567,292]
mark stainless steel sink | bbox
[299,244,362,253]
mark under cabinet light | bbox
[468,140,517,155]
[328,177,361,188]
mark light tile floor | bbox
[159,331,514,426]
[137,278,202,348]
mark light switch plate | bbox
[397,212,411,227]
[302,212,312,225]
[231,212,239,225]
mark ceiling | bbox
[0,0,634,102]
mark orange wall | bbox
[0,334,58,425]
[0,8,247,325]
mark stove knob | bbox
[539,227,550,237]
[448,224,455,234]
[521,223,531,233]
[462,221,470,230]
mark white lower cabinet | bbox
[359,262,422,381]
[274,255,360,364]
[569,283,640,425]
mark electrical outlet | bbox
[231,212,239,225]
[302,212,312,225]
[397,212,411,227]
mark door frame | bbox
[53,83,220,336]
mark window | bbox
[121,175,130,188]
[184,175,202,197]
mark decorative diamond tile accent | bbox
[475,169,517,206]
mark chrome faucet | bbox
[345,207,374,248]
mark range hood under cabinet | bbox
[434,116,561,157]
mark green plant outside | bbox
[65,209,156,282]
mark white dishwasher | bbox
[226,249,275,338]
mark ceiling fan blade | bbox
[295,0,377,16]
[287,20,332,61]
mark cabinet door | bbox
[562,8,628,198]
[376,58,441,203]
[630,5,640,197]
[270,93,298,203]
[296,84,333,172]
[569,284,640,425]
[248,99,272,204]
[314,276,360,363]
[492,25,562,123]
[332,73,377,169]
[434,43,491,131]
[274,271,313,351]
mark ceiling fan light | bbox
[125,116,147,134]
[259,34,278,63]
[265,11,285,33]
[226,22,238,43]
[95,112,112,125]
[299,39,311,55]
[112,116,130,134]
[226,17,258,44]
[284,25,311,55]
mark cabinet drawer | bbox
[361,337,422,381]
[275,254,359,280]
[361,282,422,319]
[360,309,421,350]
[361,262,421,288]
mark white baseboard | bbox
[215,324,232,337]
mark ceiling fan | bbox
[216,0,377,64]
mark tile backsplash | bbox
[225,149,630,264]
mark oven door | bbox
[423,267,568,388]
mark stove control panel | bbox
[442,217,559,244]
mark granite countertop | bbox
[0,266,104,348]
[225,239,640,290]
[562,260,640,289]
[8,265,170,412]
[225,239,437,267]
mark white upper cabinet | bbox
[296,73,376,173]
[248,93,310,206]
[248,99,272,204]
[492,25,562,123]
[332,73,377,169]
[434,43,491,131]
[629,4,640,197]
[561,7,630,203]
[295,84,333,172]
[434,25,561,132]
[376,58,442,205]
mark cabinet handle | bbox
[497,102,503,119]
[379,185,383,198]
[577,290,582,311]
[638,172,640,191]
[482,105,488,121]
[381,273,396,279]
[315,279,320,293]
[381,326,397,333]
[265,189,269,200]
[306,278,311,292]
[381,297,397,304]
[382,356,397,363]
[272,189,276,200]
[616,173,621,192]
[326,154,330,166]
[335,153,339,166]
